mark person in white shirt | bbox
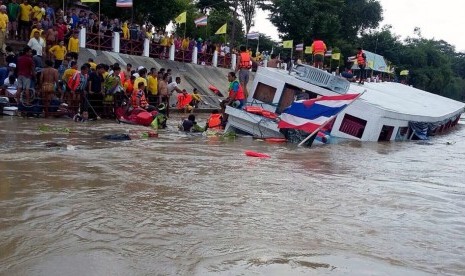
[164,76,182,117]
[27,30,46,58]
[4,75,18,97]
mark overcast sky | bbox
[252,0,465,52]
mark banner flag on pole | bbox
[304,46,312,54]
[400,70,409,76]
[278,94,360,134]
[215,23,227,35]
[116,0,132,7]
[282,40,293,49]
[246,32,259,40]
[81,0,99,2]
[174,11,186,24]
[331,53,341,60]
[295,43,303,51]
[194,16,208,26]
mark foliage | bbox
[96,0,190,28]
[174,8,244,45]
[239,0,260,34]
[196,0,232,13]
[245,34,277,55]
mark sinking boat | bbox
[225,64,465,143]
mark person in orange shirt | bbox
[311,38,327,69]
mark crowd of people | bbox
[0,40,249,134]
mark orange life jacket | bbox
[119,71,126,85]
[239,52,251,69]
[229,80,245,100]
[176,93,192,109]
[125,80,134,95]
[357,51,366,66]
[131,89,148,108]
[207,113,223,129]
[312,40,326,55]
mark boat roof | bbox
[349,82,465,121]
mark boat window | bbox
[378,125,394,141]
[276,84,320,114]
[395,127,410,141]
[339,114,367,139]
[253,82,277,104]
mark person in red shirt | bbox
[55,20,67,42]
[16,46,35,104]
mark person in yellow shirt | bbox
[49,40,67,68]
[32,2,44,21]
[160,33,168,47]
[87,58,97,71]
[18,0,32,41]
[122,22,129,39]
[62,60,77,84]
[134,67,147,90]
[67,32,79,60]
[181,37,189,50]
[190,88,202,108]
[29,23,43,38]
[0,5,9,53]
[147,68,158,105]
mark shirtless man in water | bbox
[40,60,59,117]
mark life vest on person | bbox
[125,80,134,95]
[119,71,126,85]
[357,51,366,66]
[207,113,223,130]
[131,89,148,108]
[176,93,192,109]
[312,40,326,55]
[228,80,245,100]
[239,52,251,69]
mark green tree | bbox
[339,0,383,40]
[97,0,190,28]
[239,0,260,34]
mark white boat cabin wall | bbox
[235,66,464,143]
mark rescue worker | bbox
[356,47,367,84]
[220,71,245,112]
[236,45,251,99]
[176,89,193,113]
[179,114,205,132]
[220,71,246,124]
[131,81,148,109]
[311,38,327,69]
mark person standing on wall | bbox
[356,47,367,85]
[236,45,251,100]
[311,38,327,69]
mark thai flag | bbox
[295,43,303,51]
[116,0,132,7]
[278,94,360,133]
[246,32,260,40]
[194,16,208,26]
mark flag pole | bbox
[297,91,366,147]
[184,22,186,39]
[256,36,259,55]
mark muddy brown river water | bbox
[1,116,465,275]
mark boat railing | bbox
[293,64,350,94]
